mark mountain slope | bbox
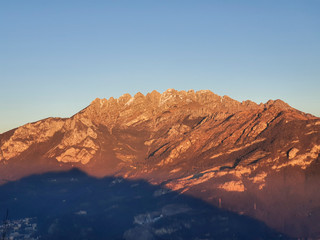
[1,89,319,238]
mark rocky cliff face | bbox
[1,89,320,238]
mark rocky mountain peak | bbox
[86,89,260,116]
[264,99,291,110]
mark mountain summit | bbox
[0,89,319,238]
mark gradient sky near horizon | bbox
[1,1,320,133]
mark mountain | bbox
[1,89,320,238]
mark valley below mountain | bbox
[1,89,320,239]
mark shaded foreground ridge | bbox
[0,169,289,239]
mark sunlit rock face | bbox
[0,89,320,238]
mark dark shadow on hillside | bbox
[0,169,290,240]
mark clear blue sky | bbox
[1,1,319,133]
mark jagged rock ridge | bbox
[0,89,320,238]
